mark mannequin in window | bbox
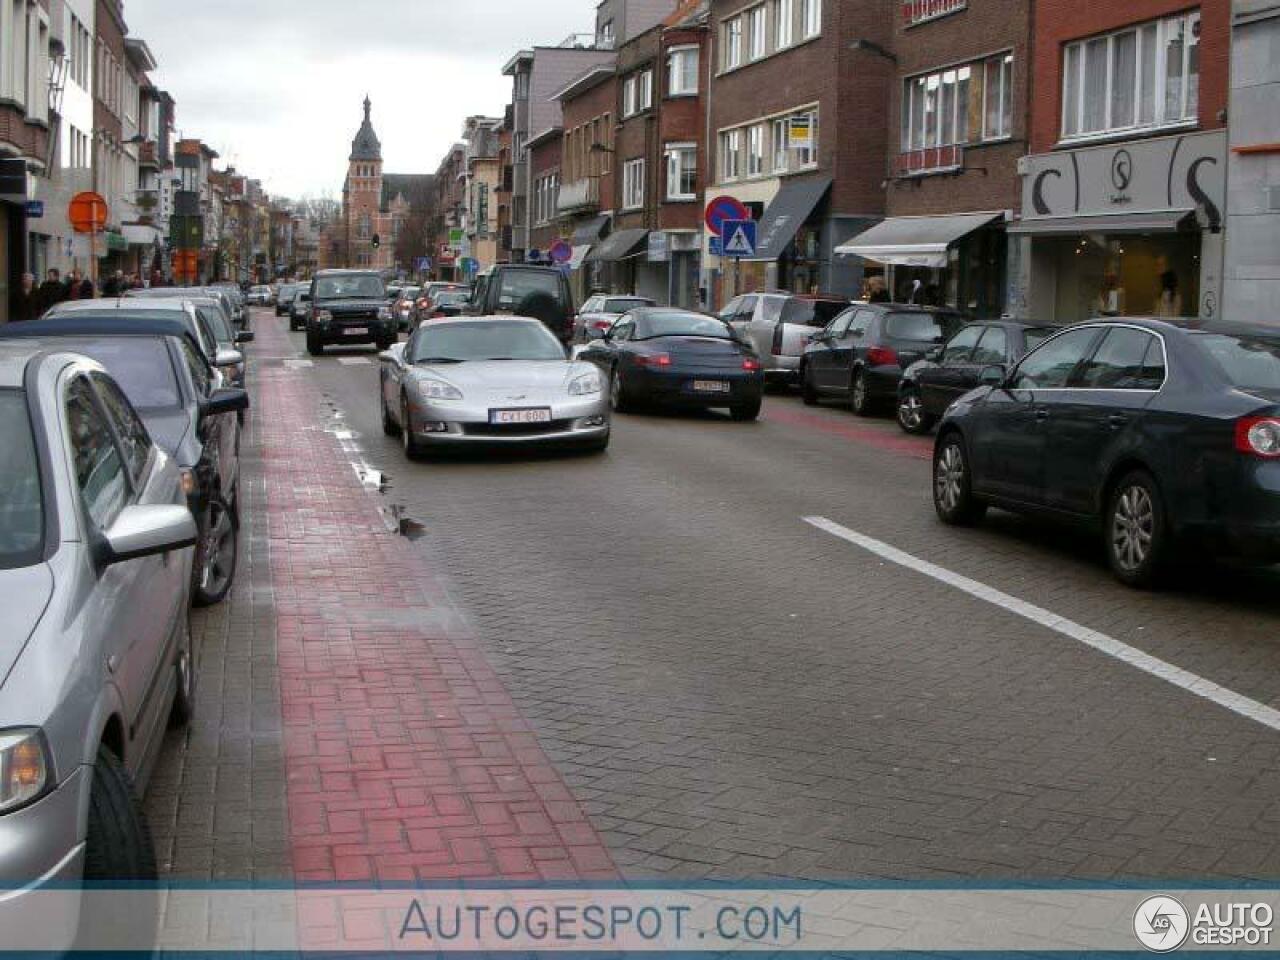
[1154,271,1183,318]
[1093,272,1125,317]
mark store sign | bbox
[1021,130,1226,228]
[647,232,670,263]
[788,115,813,151]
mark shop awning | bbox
[123,224,163,246]
[586,228,648,262]
[568,245,591,270]
[572,214,611,245]
[1008,210,1195,236]
[742,176,832,261]
[835,212,1005,268]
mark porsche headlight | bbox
[416,378,463,401]
[568,371,603,396]
[0,729,51,814]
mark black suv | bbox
[467,265,575,343]
[307,269,397,355]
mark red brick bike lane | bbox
[252,316,616,886]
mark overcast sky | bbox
[126,1,594,201]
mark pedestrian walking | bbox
[12,273,39,322]
[37,268,67,313]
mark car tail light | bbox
[867,346,900,367]
[743,358,762,372]
[634,353,672,368]
[416,297,430,310]
[591,319,612,331]
[431,310,445,319]
[1236,416,1280,458]
[771,324,785,355]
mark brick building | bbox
[1015,0,1230,323]
[836,0,1030,317]
[527,126,563,259]
[554,62,617,299]
[705,0,897,307]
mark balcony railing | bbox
[894,145,964,177]
[902,0,966,24]
[557,177,600,215]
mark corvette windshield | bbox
[412,321,566,363]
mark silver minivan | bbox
[0,344,197,945]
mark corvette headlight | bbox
[416,378,463,401]
[568,372,602,396]
[378,307,393,321]
[0,729,51,814]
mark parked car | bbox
[1,313,249,606]
[127,286,243,338]
[289,287,312,331]
[414,282,470,325]
[800,303,966,415]
[210,283,248,329]
[932,318,1280,587]
[897,321,1058,434]
[306,270,397,355]
[57,295,225,367]
[392,286,421,331]
[581,308,764,421]
[378,316,609,458]
[0,342,199,927]
[467,265,575,343]
[186,296,255,391]
[275,283,298,317]
[419,290,471,322]
[575,295,655,342]
[721,293,849,386]
[247,285,272,306]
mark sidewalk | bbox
[148,312,615,886]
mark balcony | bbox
[902,0,966,25]
[894,145,964,178]
[138,141,161,171]
[557,177,600,215]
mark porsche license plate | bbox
[490,408,552,424]
[691,380,731,394]
[343,327,368,336]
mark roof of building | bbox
[350,96,382,162]
[552,63,617,102]
[380,173,434,211]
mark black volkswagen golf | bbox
[932,318,1280,587]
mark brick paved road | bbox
[156,308,1280,887]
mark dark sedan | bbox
[897,321,1058,434]
[932,318,1280,587]
[581,308,764,421]
[800,303,965,416]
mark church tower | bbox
[346,96,384,268]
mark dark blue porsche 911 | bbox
[932,317,1280,587]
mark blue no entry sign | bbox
[704,195,750,237]
[549,240,573,264]
[721,219,757,258]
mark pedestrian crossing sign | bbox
[721,219,757,258]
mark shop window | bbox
[1061,10,1199,140]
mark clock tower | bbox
[345,96,385,268]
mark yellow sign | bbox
[788,115,813,150]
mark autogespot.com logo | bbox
[1134,896,1190,952]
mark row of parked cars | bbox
[0,285,254,928]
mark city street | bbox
[146,307,1280,888]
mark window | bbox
[66,378,128,532]
[1012,328,1101,390]
[623,158,646,209]
[599,19,615,48]
[903,66,973,151]
[801,0,821,38]
[771,118,789,172]
[639,69,653,111]
[665,144,697,200]
[724,17,743,70]
[747,125,765,176]
[91,373,153,485]
[748,6,766,60]
[774,0,793,48]
[0,391,43,568]
[719,129,741,180]
[623,74,638,116]
[668,46,699,96]
[1061,11,1199,140]
[942,325,984,364]
[971,327,1009,366]
[792,111,818,166]
[180,338,211,397]
[983,54,1013,140]
[1078,329,1164,390]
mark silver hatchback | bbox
[0,344,197,946]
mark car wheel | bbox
[401,395,422,461]
[83,746,157,881]
[169,614,197,729]
[306,332,323,356]
[850,369,873,417]
[192,495,237,608]
[800,364,818,406]
[933,433,987,526]
[381,385,400,437]
[897,387,935,435]
[609,367,633,414]
[730,398,762,421]
[1106,470,1168,589]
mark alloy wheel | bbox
[401,398,414,454]
[1111,484,1155,573]
[200,501,235,596]
[609,370,622,411]
[851,372,868,413]
[935,443,965,514]
[899,391,923,431]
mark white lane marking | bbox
[337,357,371,366]
[283,358,313,369]
[804,515,1280,734]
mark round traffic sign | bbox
[549,239,573,264]
[704,195,750,237]
[68,191,109,234]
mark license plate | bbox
[490,408,552,424]
[343,327,368,336]
[691,380,731,393]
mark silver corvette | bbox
[379,316,611,458]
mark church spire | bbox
[349,96,382,163]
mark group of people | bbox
[11,267,167,323]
